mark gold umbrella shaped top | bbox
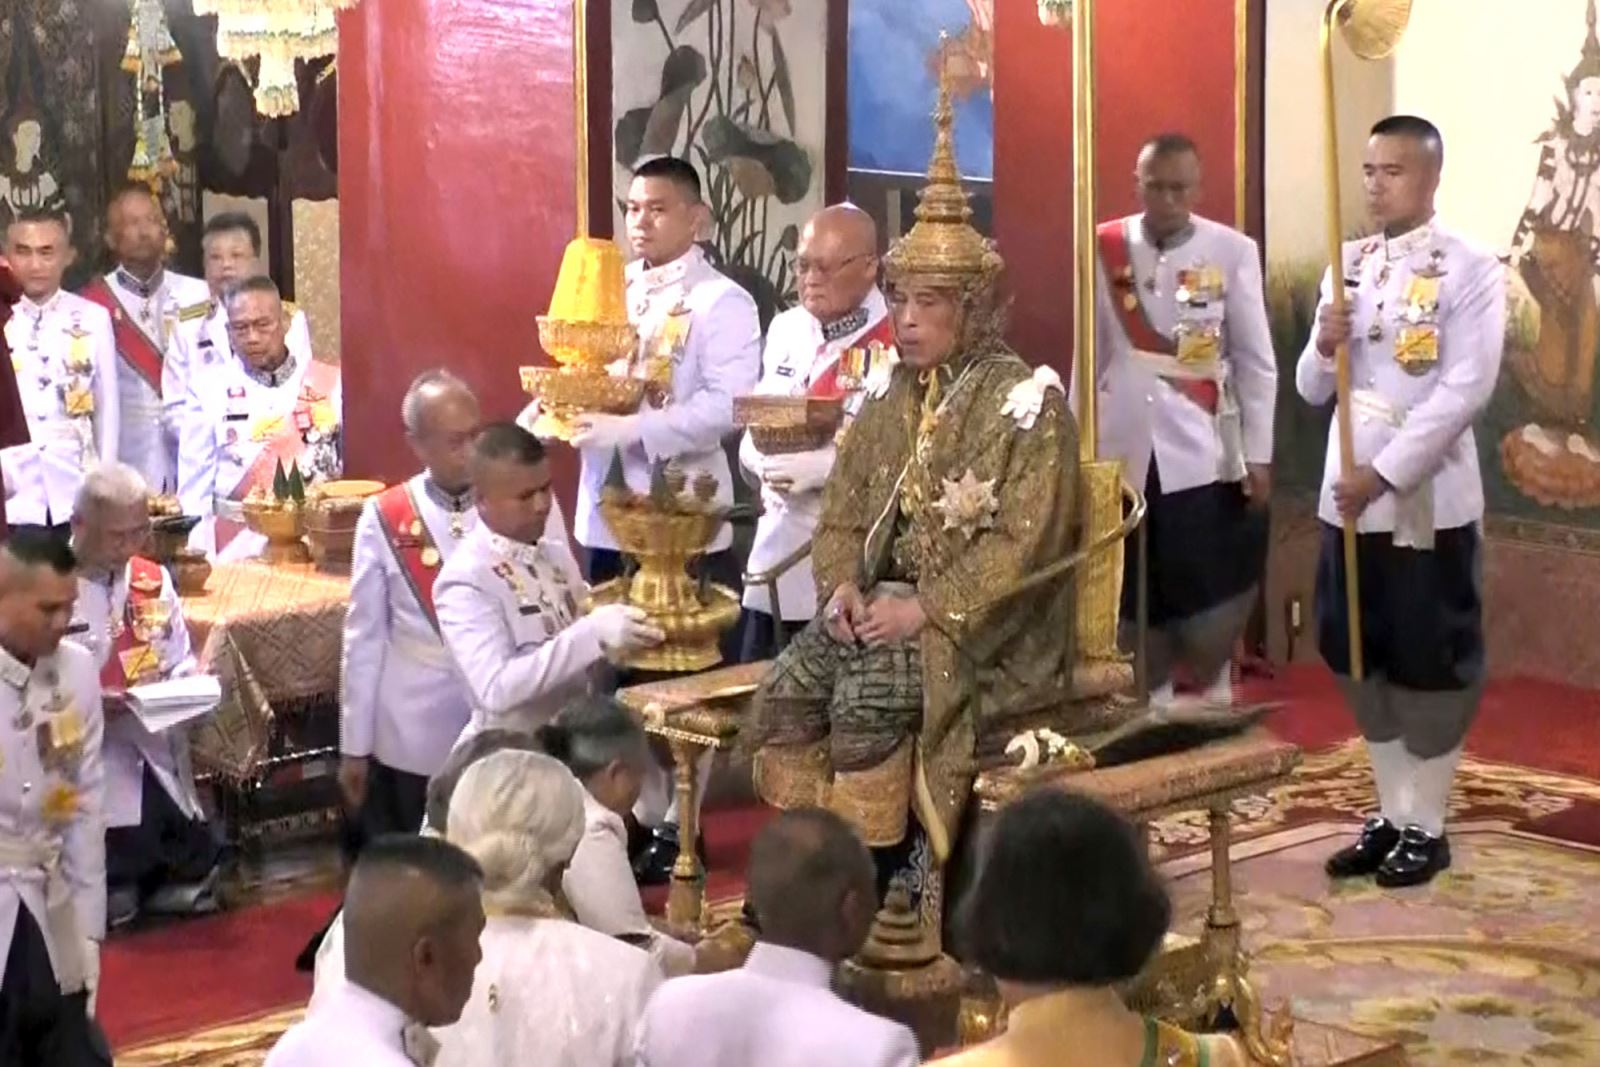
[1331,0,1412,60]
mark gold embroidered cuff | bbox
[753,741,833,810]
[830,741,914,847]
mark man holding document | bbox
[70,463,223,925]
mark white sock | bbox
[1150,681,1176,707]
[661,748,716,825]
[1365,739,1411,826]
[632,761,672,827]
[1201,661,1233,705]
[1408,745,1463,838]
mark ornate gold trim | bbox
[832,741,915,847]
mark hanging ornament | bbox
[123,0,182,187]
[1037,0,1073,26]
[197,0,359,117]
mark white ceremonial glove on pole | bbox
[588,603,665,658]
[83,938,101,1016]
[570,413,644,452]
[761,445,835,495]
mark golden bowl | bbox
[169,547,212,597]
[735,395,846,455]
[535,317,639,369]
[240,496,309,564]
[600,499,727,559]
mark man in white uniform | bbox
[563,156,760,881]
[1093,133,1276,706]
[635,808,921,1067]
[163,213,312,456]
[265,835,485,1067]
[1301,116,1504,889]
[737,204,891,661]
[78,185,209,494]
[69,464,221,927]
[340,371,482,842]
[1,208,118,540]
[436,423,662,739]
[0,531,108,1066]
[177,275,341,561]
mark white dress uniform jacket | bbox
[1093,215,1277,493]
[102,269,210,493]
[0,640,106,990]
[565,790,695,977]
[265,981,422,1067]
[72,561,212,829]
[636,942,922,1067]
[1296,220,1505,536]
[738,289,888,620]
[434,915,661,1067]
[435,523,604,739]
[177,328,342,562]
[340,475,478,778]
[576,245,761,554]
[1,291,119,527]
[164,301,312,462]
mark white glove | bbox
[515,399,558,443]
[761,446,835,496]
[570,413,644,452]
[588,603,665,656]
[759,482,788,515]
[863,347,900,399]
[1000,366,1065,430]
[82,938,101,1016]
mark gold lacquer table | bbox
[179,561,350,815]
[615,662,765,930]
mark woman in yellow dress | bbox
[940,790,1247,1067]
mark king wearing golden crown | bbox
[746,76,1080,889]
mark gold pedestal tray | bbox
[520,364,646,441]
[590,576,741,672]
[240,500,310,565]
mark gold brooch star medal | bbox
[932,468,1000,540]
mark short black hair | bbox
[7,205,70,236]
[959,789,1170,986]
[632,155,703,203]
[424,728,541,832]
[747,808,875,946]
[538,694,648,781]
[222,274,281,311]
[0,528,77,576]
[354,833,484,890]
[473,421,546,467]
[1371,114,1444,165]
[203,211,263,254]
[1139,132,1199,161]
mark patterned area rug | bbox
[121,742,1600,1066]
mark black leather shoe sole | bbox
[1325,818,1400,879]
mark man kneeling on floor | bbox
[71,463,224,924]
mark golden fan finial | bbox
[1333,0,1412,61]
[882,35,1003,289]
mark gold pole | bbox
[574,0,590,238]
[1319,1,1364,680]
[1234,0,1250,227]
[1073,0,1097,461]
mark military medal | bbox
[1367,320,1385,342]
[421,546,441,568]
[409,519,423,537]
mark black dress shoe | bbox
[1375,826,1451,888]
[633,825,707,887]
[1325,816,1400,878]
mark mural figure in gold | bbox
[1503,0,1600,508]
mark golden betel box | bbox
[521,237,644,440]
[305,479,385,574]
[589,458,741,672]
[734,394,846,455]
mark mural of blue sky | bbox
[847,0,996,180]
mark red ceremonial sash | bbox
[80,276,165,392]
[808,314,897,399]
[99,556,165,692]
[374,481,444,634]
[215,359,339,552]
[1096,220,1218,414]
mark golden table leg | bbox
[665,738,709,931]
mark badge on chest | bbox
[1393,254,1446,377]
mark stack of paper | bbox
[125,675,223,733]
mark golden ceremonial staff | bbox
[1319,0,1412,681]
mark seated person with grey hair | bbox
[69,462,224,927]
[433,749,662,1067]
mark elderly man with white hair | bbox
[433,749,662,1067]
[69,462,222,926]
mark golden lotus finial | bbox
[882,34,1003,290]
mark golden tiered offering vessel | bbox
[589,456,742,672]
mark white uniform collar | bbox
[484,527,548,567]
[1382,217,1436,262]
[1137,215,1197,253]
[743,942,834,989]
[324,980,416,1053]
[811,287,888,345]
[635,245,704,292]
[114,265,166,300]
[18,290,62,319]
[0,644,31,690]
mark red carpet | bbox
[105,665,1600,1050]
[99,889,338,1049]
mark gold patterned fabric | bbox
[182,561,349,782]
[750,350,1079,861]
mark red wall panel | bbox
[993,0,1241,386]
[337,0,580,504]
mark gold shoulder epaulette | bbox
[177,301,211,322]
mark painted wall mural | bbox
[611,0,826,328]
